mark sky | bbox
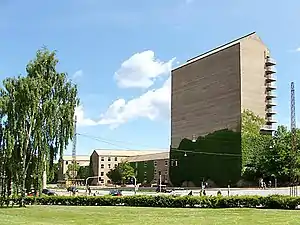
[1,0,300,155]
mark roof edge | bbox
[172,31,256,72]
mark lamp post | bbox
[85,176,100,195]
[271,174,277,189]
[131,176,137,195]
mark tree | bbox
[66,163,80,179]
[47,163,59,184]
[241,110,272,180]
[241,109,267,167]
[106,162,135,185]
[0,48,79,206]
[76,166,90,180]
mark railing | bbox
[265,66,277,74]
[265,57,276,65]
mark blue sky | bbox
[1,0,300,155]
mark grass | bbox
[0,206,300,225]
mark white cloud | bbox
[72,70,83,79]
[75,105,98,126]
[75,77,171,128]
[296,47,300,52]
[99,77,171,128]
[76,51,175,128]
[114,50,175,89]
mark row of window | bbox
[100,164,118,169]
[144,160,169,167]
[101,157,118,162]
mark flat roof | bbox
[172,32,256,72]
[94,149,168,157]
[62,155,90,161]
[126,152,169,162]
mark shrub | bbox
[1,195,300,209]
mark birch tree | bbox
[0,48,79,206]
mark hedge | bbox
[1,195,300,209]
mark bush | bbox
[1,195,300,209]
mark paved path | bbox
[52,186,299,197]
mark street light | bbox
[192,134,197,143]
[85,176,100,195]
[131,176,137,195]
[271,174,277,188]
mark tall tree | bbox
[241,109,272,180]
[0,48,79,206]
[107,162,135,185]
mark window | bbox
[114,164,117,168]
[101,157,104,161]
[101,164,104,169]
[175,160,178,167]
[108,164,111,169]
[165,171,168,175]
[144,162,147,167]
[165,160,168,166]
[101,172,104,176]
[66,161,69,165]
[114,157,118,161]
[154,169,157,175]
[108,157,111,161]
[154,161,157,167]
[171,160,174,167]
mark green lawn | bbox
[0,206,299,225]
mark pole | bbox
[159,171,162,193]
[132,176,137,195]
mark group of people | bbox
[259,178,272,189]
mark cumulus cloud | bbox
[99,77,171,128]
[296,47,300,52]
[114,50,175,89]
[76,50,175,128]
[75,105,98,126]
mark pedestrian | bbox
[203,190,206,196]
[217,190,222,196]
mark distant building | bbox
[58,155,90,181]
[90,149,167,185]
[126,152,170,185]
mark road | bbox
[53,186,299,197]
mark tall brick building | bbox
[171,32,276,148]
[170,32,277,187]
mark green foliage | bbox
[47,163,58,184]
[66,163,80,179]
[0,48,79,204]
[76,166,90,180]
[131,161,155,184]
[170,129,241,187]
[1,195,300,210]
[241,109,271,170]
[107,162,135,184]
